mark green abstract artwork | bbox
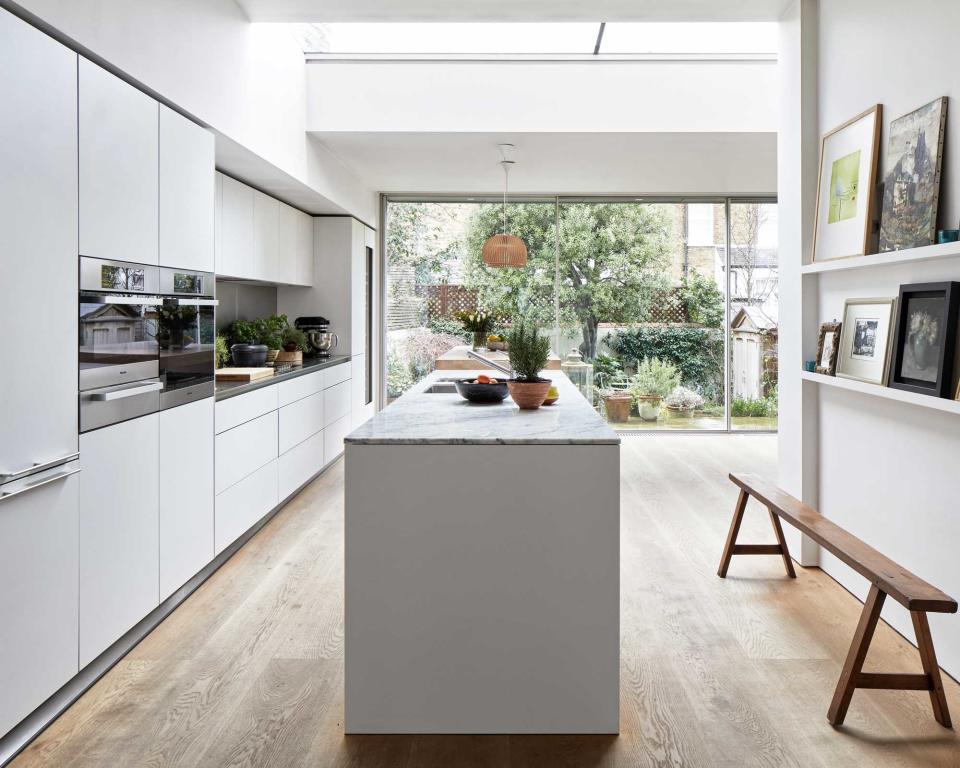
[828,150,860,224]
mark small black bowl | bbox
[231,343,268,367]
[455,379,509,403]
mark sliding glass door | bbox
[382,196,776,432]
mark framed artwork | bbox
[836,298,896,385]
[813,105,882,263]
[889,282,960,397]
[879,97,948,252]
[815,321,842,375]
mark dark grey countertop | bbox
[215,354,352,401]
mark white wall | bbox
[5,0,376,221]
[811,0,960,676]
[306,59,778,133]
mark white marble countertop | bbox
[346,369,619,445]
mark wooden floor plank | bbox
[10,436,960,768]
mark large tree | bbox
[463,202,672,358]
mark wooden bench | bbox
[718,472,957,728]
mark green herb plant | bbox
[507,320,550,382]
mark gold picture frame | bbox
[812,105,883,263]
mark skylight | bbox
[295,22,777,58]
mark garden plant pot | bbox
[507,379,551,410]
[266,348,280,364]
[636,394,662,422]
[602,392,632,423]
[666,405,695,419]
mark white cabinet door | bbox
[296,209,314,286]
[215,411,278,495]
[350,220,367,355]
[79,57,158,265]
[215,459,277,554]
[159,105,214,272]
[279,430,324,502]
[80,415,160,668]
[0,10,78,480]
[324,380,352,428]
[0,463,79,737]
[220,173,254,278]
[279,391,324,455]
[253,189,279,281]
[214,172,223,273]
[159,398,214,601]
[277,202,299,285]
[324,414,352,466]
[352,354,374,428]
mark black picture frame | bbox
[889,281,960,397]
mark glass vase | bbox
[472,331,487,351]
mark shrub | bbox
[592,352,623,390]
[402,328,462,377]
[386,350,415,398]
[604,326,724,403]
[681,270,724,328]
[664,386,705,411]
[731,396,778,418]
[628,357,680,400]
[428,316,471,341]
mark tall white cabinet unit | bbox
[78,57,159,265]
[79,415,160,668]
[278,217,378,427]
[0,10,80,736]
[159,105,215,272]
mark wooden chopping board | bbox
[215,367,275,382]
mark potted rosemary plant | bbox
[506,320,552,409]
[628,358,680,421]
[664,386,705,418]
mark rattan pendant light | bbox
[482,146,527,268]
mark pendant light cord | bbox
[501,161,508,236]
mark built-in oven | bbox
[79,258,217,432]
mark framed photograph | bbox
[836,298,896,385]
[813,105,882,263]
[879,97,948,252]
[889,282,960,397]
[815,321,842,375]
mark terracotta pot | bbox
[507,379,551,410]
[603,392,632,423]
[266,348,280,364]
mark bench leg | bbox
[717,490,795,578]
[717,489,748,578]
[767,507,796,578]
[828,585,885,726]
[912,611,952,728]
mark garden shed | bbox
[730,305,777,400]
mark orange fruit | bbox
[476,374,491,384]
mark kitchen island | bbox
[344,370,620,734]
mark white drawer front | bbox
[278,369,324,407]
[324,414,352,465]
[279,430,325,501]
[215,411,278,495]
[215,459,277,554]
[324,361,351,388]
[323,380,352,427]
[279,391,324,455]
[215,385,278,434]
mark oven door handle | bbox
[0,467,81,504]
[0,452,80,484]
[171,298,219,307]
[88,295,166,306]
[88,381,164,402]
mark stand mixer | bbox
[295,316,339,357]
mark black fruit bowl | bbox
[231,343,268,367]
[455,379,509,403]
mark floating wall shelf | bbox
[801,371,960,415]
[801,241,960,275]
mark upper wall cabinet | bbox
[79,58,159,265]
[215,172,313,285]
[159,105,214,272]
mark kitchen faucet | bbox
[466,349,514,379]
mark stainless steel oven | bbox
[79,258,217,432]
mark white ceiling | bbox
[236,0,793,23]
[310,132,777,197]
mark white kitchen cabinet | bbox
[219,172,254,278]
[296,207,315,286]
[352,354,375,428]
[215,385,278,434]
[215,411,278,495]
[80,415,160,668]
[79,57,158,265]
[215,459,277,554]
[325,360,352,388]
[0,9,78,480]
[278,369,325,408]
[214,172,223,273]
[279,430,324,502]
[278,202,299,284]
[159,105,214,272]
[324,414,353,466]
[0,463,80,737]
[253,189,280,281]
[324,380,352,427]
[279,392,324,455]
[159,398,214,601]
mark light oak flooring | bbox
[12,435,960,767]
